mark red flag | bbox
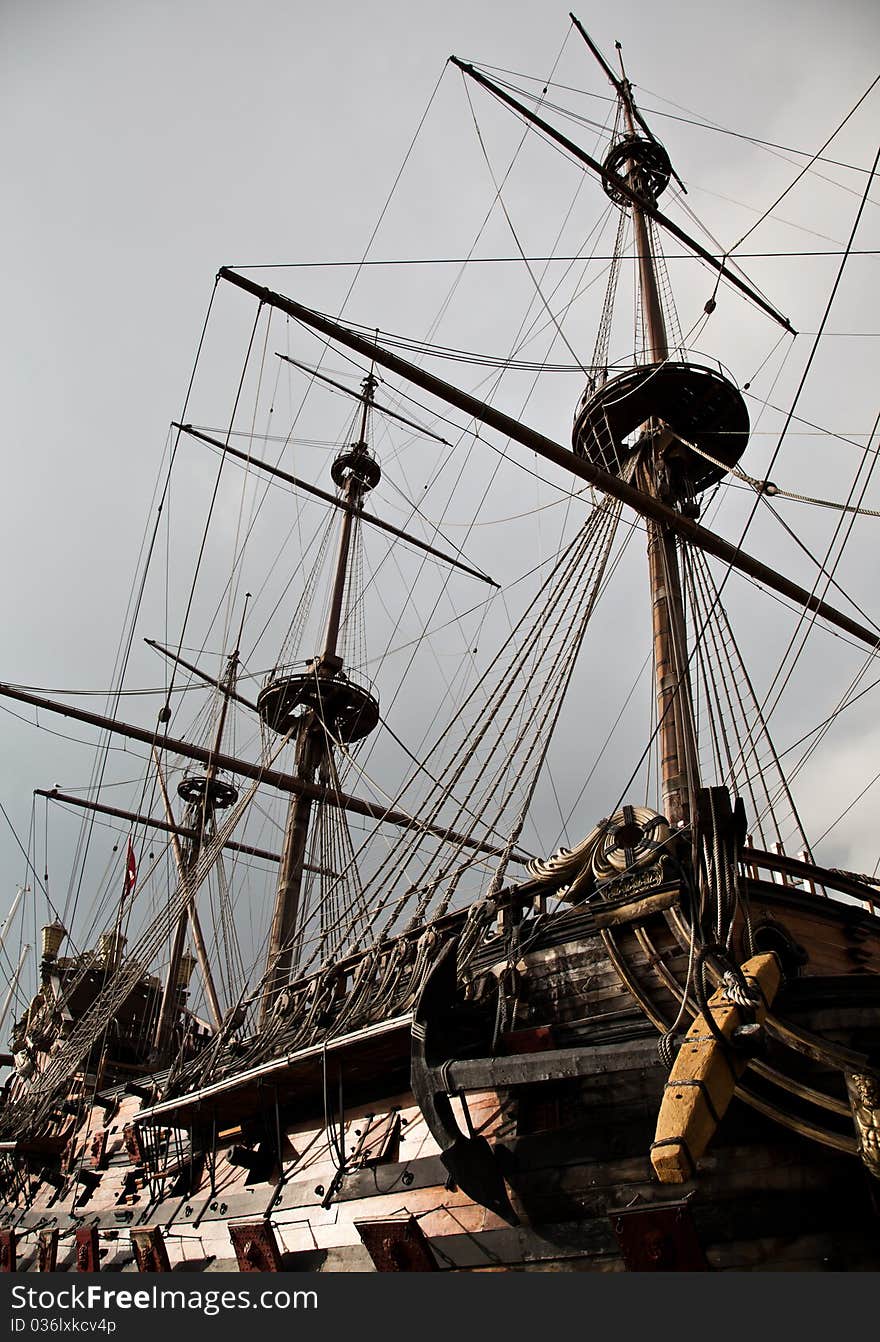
[123,837,137,898]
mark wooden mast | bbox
[616,64,700,829]
[262,722,322,1017]
[261,376,380,1019]
[152,751,223,1048]
[152,603,250,1053]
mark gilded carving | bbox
[845,1072,880,1178]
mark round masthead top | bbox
[572,361,750,495]
[603,135,672,207]
[177,774,239,810]
[257,663,379,743]
[331,443,381,494]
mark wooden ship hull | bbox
[2,18,879,1277]
[2,841,879,1274]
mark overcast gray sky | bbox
[1,0,879,1009]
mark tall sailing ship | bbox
[1,16,879,1273]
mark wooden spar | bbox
[175,424,496,588]
[567,13,687,194]
[0,943,29,1037]
[448,59,794,334]
[258,442,370,1016]
[0,887,24,956]
[651,952,782,1182]
[262,722,321,1019]
[153,638,245,1045]
[152,749,223,1037]
[616,76,700,828]
[263,378,371,1017]
[217,268,880,652]
[646,516,699,827]
[146,639,259,712]
[204,645,239,788]
[32,787,340,871]
[322,476,360,666]
[276,352,453,445]
[152,860,191,1052]
[0,685,529,863]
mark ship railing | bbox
[262,659,378,699]
[575,345,738,411]
[612,345,736,382]
[740,839,879,917]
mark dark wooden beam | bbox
[442,1035,659,1090]
[566,13,688,194]
[743,844,879,909]
[217,268,878,651]
[276,352,452,445]
[177,423,496,588]
[0,682,528,865]
[145,639,259,712]
[449,59,792,332]
[34,787,297,870]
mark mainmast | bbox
[569,34,750,831]
[260,375,381,1018]
[615,54,699,829]
[449,29,773,826]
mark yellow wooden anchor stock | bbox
[651,952,782,1184]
